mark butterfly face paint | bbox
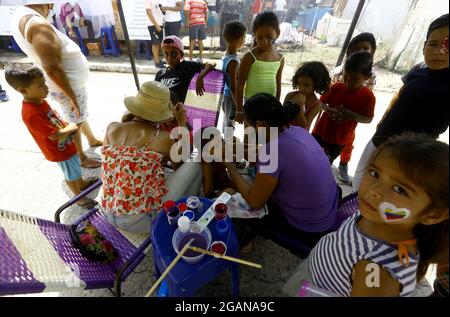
[379,202,411,223]
[439,37,449,55]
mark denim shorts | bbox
[57,154,82,181]
[189,24,206,41]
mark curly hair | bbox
[291,61,331,95]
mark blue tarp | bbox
[295,6,333,32]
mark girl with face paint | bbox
[290,134,449,297]
[234,12,284,125]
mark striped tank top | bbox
[308,213,418,297]
[244,51,284,99]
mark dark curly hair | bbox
[252,11,280,35]
[347,32,377,56]
[291,61,331,95]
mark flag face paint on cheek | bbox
[379,202,411,223]
[440,37,449,55]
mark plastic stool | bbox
[135,40,151,60]
[2,36,22,53]
[72,27,89,56]
[100,26,120,57]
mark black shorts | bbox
[312,134,345,164]
[148,25,163,44]
[164,21,181,36]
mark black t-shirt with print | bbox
[372,63,449,147]
[155,61,203,103]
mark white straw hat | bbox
[124,81,174,122]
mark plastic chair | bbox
[100,26,120,57]
[0,179,152,297]
[71,27,89,56]
[257,192,359,258]
[135,40,151,60]
[151,197,240,297]
[2,36,22,53]
[183,70,225,134]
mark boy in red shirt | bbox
[312,51,376,164]
[5,63,97,208]
[184,0,208,62]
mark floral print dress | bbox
[101,144,168,217]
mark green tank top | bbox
[244,51,284,100]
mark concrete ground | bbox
[0,49,446,297]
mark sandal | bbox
[88,140,103,147]
[81,157,101,168]
[77,198,98,209]
[80,177,100,191]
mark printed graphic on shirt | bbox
[47,108,75,151]
[440,37,449,55]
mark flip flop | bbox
[77,198,98,209]
[88,140,103,147]
[81,157,101,168]
[80,177,100,191]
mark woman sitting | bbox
[221,93,340,249]
[101,81,202,233]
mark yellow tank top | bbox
[244,51,284,100]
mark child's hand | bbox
[66,123,79,134]
[196,77,205,96]
[336,106,354,122]
[292,93,307,107]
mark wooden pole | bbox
[188,246,262,269]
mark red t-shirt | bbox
[22,100,77,162]
[185,0,208,26]
[313,83,375,145]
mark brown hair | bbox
[371,133,449,281]
[4,63,43,90]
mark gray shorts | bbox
[189,24,206,41]
[221,94,236,133]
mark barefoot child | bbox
[5,63,97,208]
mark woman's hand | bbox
[170,102,187,126]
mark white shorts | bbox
[50,86,88,124]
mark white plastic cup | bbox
[177,216,190,233]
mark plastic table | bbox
[151,197,240,297]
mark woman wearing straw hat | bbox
[101,81,202,233]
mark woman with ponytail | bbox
[220,93,340,249]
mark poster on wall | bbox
[0,6,16,36]
[120,0,151,40]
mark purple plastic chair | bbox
[0,179,152,297]
[183,70,225,134]
[257,192,359,258]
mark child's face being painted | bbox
[343,70,368,90]
[254,25,278,52]
[163,46,183,68]
[21,76,49,101]
[358,150,433,226]
[349,41,374,55]
[424,27,449,70]
[296,76,315,96]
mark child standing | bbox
[235,12,284,124]
[155,35,216,104]
[221,21,247,133]
[285,134,449,297]
[331,32,377,183]
[353,14,449,191]
[5,63,97,208]
[184,0,208,62]
[312,51,376,164]
[283,61,331,131]
[145,0,165,68]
